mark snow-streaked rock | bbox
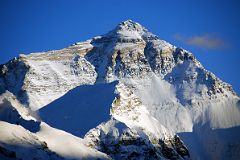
[84,118,190,160]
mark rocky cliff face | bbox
[0,20,240,160]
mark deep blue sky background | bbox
[0,0,239,94]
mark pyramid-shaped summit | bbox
[102,20,158,42]
[114,20,147,32]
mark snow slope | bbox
[0,121,62,160]
[36,122,109,160]
[0,91,110,160]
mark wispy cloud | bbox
[173,34,229,49]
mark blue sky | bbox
[0,0,239,94]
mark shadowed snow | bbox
[39,81,118,137]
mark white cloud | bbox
[174,34,229,49]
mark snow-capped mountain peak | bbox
[114,20,146,32]
[0,20,240,160]
[101,20,158,43]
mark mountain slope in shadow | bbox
[39,81,118,138]
[178,124,240,160]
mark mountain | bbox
[0,20,240,160]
